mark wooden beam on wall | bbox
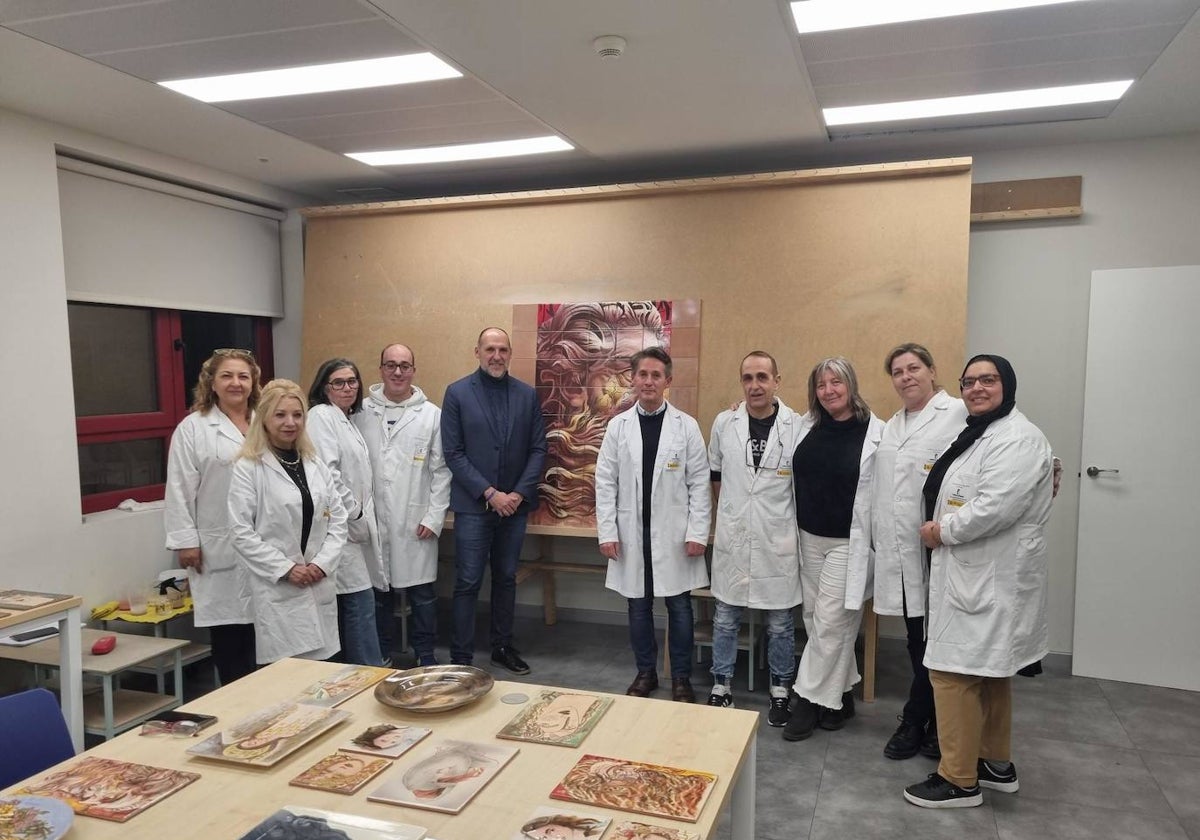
[971,175,1082,223]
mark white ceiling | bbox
[1,0,1197,205]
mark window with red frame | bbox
[69,302,273,514]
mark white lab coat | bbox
[924,409,1053,677]
[596,402,712,598]
[228,453,348,664]
[708,401,808,609]
[307,403,387,594]
[871,390,968,616]
[353,384,451,589]
[164,408,253,627]
[793,413,886,610]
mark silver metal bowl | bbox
[374,664,495,713]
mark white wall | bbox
[0,107,306,612]
[966,133,1200,653]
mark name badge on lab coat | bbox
[777,458,793,478]
[665,451,681,471]
[413,445,427,464]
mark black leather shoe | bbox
[884,716,925,760]
[626,671,659,697]
[672,677,695,703]
[782,691,819,742]
[490,646,530,675]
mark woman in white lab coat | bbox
[229,379,348,664]
[903,354,1052,809]
[307,358,387,666]
[783,357,884,742]
[872,344,968,761]
[164,348,261,684]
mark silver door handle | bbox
[1086,466,1120,478]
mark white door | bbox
[1073,265,1200,690]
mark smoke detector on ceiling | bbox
[592,35,627,59]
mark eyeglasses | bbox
[327,377,359,390]
[213,348,257,361]
[746,438,783,470]
[959,374,1001,390]
[381,362,414,374]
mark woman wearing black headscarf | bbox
[902,354,1053,810]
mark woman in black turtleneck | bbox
[782,358,884,743]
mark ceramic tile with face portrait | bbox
[288,752,391,795]
[496,690,612,748]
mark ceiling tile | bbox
[95,19,425,81]
[315,118,555,154]
[214,77,502,123]
[4,0,374,56]
[261,99,530,141]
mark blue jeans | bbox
[451,511,528,663]
[710,600,795,684]
[336,588,384,667]
[405,582,438,662]
[628,592,694,679]
[374,588,395,661]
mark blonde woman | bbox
[165,348,261,684]
[228,379,348,664]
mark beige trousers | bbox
[929,669,1012,788]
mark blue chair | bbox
[0,687,76,788]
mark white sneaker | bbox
[706,683,733,708]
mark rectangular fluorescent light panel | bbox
[823,80,1133,127]
[348,136,573,166]
[160,53,461,103]
[792,0,1094,34]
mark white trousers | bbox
[793,530,862,709]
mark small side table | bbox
[1,629,188,740]
[102,597,212,693]
[0,593,84,750]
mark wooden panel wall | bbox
[301,160,971,433]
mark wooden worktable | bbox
[4,658,759,840]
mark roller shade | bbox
[57,159,285,317]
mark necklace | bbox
[274,448,300,466]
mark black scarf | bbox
[921,354,1017,522]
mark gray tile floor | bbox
[464,615,1200,840]
[175,612,1200,839]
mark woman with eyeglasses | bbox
[306,358,387,666]
[782,357,885,742]
[871,344,968,761]
[902,355,1053,809]
[228,379,347,665]
[165,348,261,684]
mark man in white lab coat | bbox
[355,343,451,666]
[706,351,806,726]
[596,347,711,703]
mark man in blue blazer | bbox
[441,327,547,673]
